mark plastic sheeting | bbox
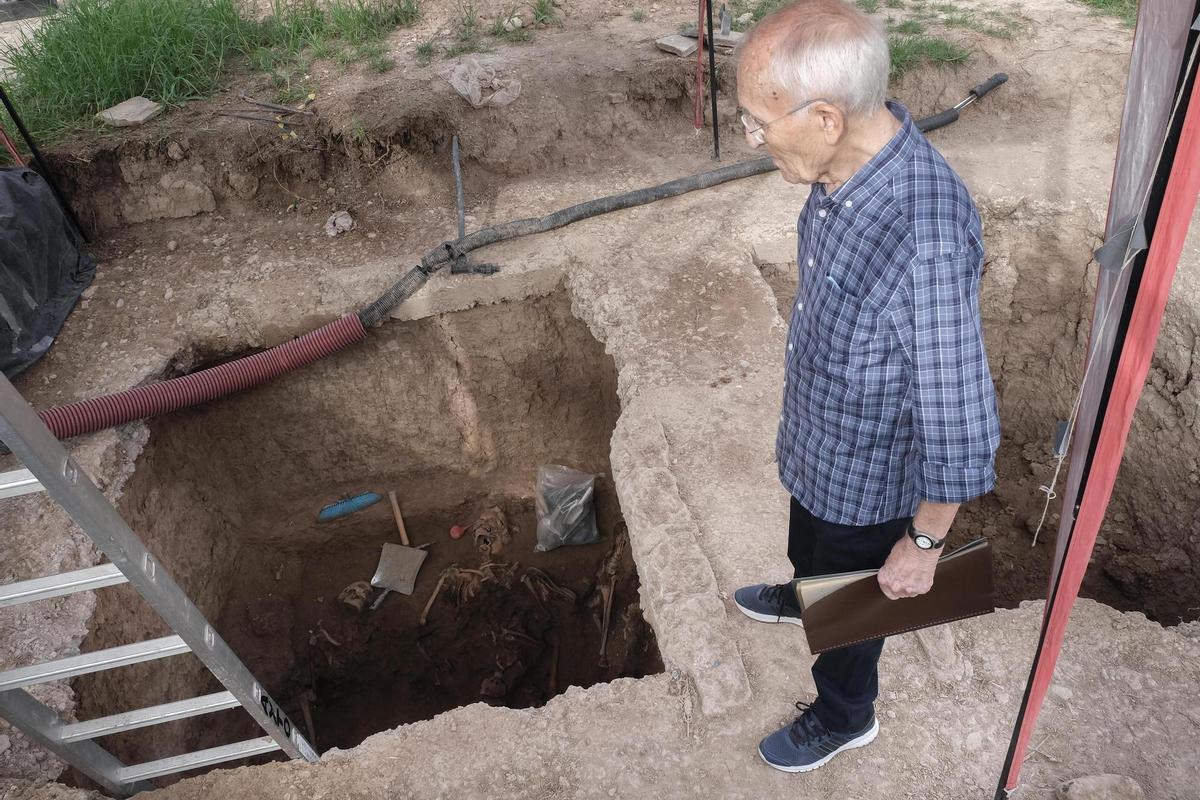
[0,168,95,377]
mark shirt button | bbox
[788,342,794,351]
[844,200,853,208]
[807,258,814,267]
[818,209,827,218]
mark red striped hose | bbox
[38,314,366,440]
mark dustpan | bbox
[370,491,427,596]
[371,542,427,595]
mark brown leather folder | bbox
[792,538,995,654]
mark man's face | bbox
[736,51,839,185]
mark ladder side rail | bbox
[0,375,317,763]
[0,688,151,797]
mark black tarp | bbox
[0,167,95,377]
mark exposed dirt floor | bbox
[3,0,1200,797]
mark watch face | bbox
[914,534,935,549]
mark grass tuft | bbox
[891,18,924,34]
[631,8,647,22]
[531,0,558,26]
[1073,0,1136,27]
[856,0,880,13]
[415,37,437,64]
[889,34,970,78]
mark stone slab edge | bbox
[611,394,751,717]
[389,263,567,322]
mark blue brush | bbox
[318,491,382,522]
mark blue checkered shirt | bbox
[777,101,1000,526]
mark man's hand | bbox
[877,535,940,600]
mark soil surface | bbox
[3,0,1200,797]
[217,493,660,755]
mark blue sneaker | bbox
[734,582,804,627]
[759,702,880,773]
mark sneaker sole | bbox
[758,717,880,774]
[734,597,805,627]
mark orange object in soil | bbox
[450,525,466,540]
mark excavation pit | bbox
[69,290,661,778]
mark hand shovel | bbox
[370,491,428,608]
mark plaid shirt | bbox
[777,101,1000,526]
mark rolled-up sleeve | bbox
[905,251,1000,504]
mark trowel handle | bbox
[388,490,411,546]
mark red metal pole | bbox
[694,0,705,129]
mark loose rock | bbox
[1057,774,1145,800]
[325,210,355,237]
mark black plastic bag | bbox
[1,167,95,377]
[535,465,599,552]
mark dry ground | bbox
[2,0,1200,797]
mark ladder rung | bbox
[117,736,281,782]
[0,636,190,691]
[0,468,43,499]
[59,691,240,743]
[0,563,128,608]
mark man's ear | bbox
[815,103,845,144]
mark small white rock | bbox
[164,288,174,301]
[503,16,523,31]
[737,12,753,24]
[115,298,124,308]
[325,210,355,236]
[166,240,178,252]
[80,286,97,300]
[166,141,185,160]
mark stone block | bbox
[655,34,697,57]
[95,96,164,127]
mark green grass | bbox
[631,8,647,22]
[0,0,249,143]
[1074,0,1136,26]
[889,34,970,77]
[856,0,880,12]
[532,0,559,26]
[890,18,924,34]
[884,0,904,6]
[0,0,421,146]
[415,37,437,64]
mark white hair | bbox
[742,0,890,118]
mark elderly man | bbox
[731,0,1000,774]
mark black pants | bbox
[787,496,910,733]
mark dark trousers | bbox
[787,496,910,733]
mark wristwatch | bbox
[907,522,947,551]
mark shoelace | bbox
[786,701,830,748]
[760,583,793,617]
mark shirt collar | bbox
[813,100,917,211]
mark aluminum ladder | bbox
[0,373,317,796]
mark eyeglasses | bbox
[740,97,830,146]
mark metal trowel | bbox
[370,491,428,608]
